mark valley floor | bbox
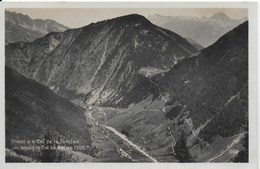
[77,96,245,163]
[77,97,179,162]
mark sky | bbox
[6,8,248,28]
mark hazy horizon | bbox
[6,8,248,28]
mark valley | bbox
[75,91,245,162]
[78,99,175,162]
[5,11,249,163]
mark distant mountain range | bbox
[5,11,69,44]
[147,12,247,47]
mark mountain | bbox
[185,38,204,50]
[5,11,69,44]
[5,66,93,162]
[147,12,246,47]
[209,12,231,22]
[151,21,248,161]
[146,14,176,26]
[5,12,248,162]
[239,16,248,23]
[6,14,198,108]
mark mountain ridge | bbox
[6,14,198,108]
[152,20,248,142]
[147,12,246,47]
[5,11,69,44]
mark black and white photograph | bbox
[1,1,258,167]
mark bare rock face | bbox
[6,14,198,108]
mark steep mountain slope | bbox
[147,12,246,47]
[152,21,248,161]
[6,66,93,162]
[6,14,198,108]
[5,11,69,44]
